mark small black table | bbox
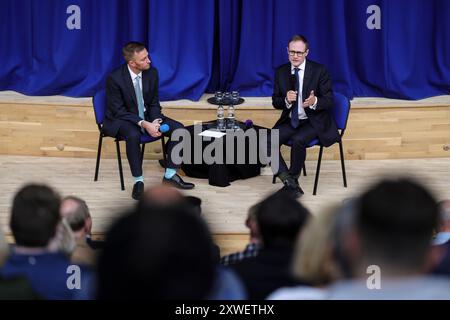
[181,120,266,187]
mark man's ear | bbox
[84,216,92,235]
[344,227,362,269]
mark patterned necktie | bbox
[290,67,300,128]
[134,75,145,120]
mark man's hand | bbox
[141,120,161,137]
[302,90,317,108]
[286,90,298,104]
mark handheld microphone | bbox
[159,123,170,133]
[289,74,297,91]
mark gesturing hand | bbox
[302,90,317,108]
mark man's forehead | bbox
[134,49,148,59]
[289,41,306,49]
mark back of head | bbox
[10,184,61,248]
[292,205,339,286]
[97,202,216,299]
[331,198,358,279]
[357,178,439,274]
[60,196,90,232]
[255,192,311,248]
[138,185,203,216]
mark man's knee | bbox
[126,130,141,143]
[168,119,184,131]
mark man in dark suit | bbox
[271,35,339,198]
[103,42,194,200]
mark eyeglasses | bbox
[288,50,307,57]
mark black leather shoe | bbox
[293,179,304,195]
[297,185,305,195]
[163,174,195,190]
[132,181,144,200]
[279,177,303,199]
[288,175,304,194]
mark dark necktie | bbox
[290,67,300,128]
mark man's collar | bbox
[291,59,306,71]
[127,65,142,80]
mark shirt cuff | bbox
[309,97,318,110]
[285,98,292,109]
[138,120,144,127]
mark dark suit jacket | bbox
[103,64,163,137]
[272,60,339,147]
[230,246,304,300]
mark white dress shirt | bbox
[285,59,317,121]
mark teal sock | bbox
[134,176,144,183]
[164,168,177,179]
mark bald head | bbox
[60,196,91,233]
[141,185,184,207]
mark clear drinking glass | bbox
[231,91,239,105]
[215,91,223,104]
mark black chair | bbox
[273,92,351,195]
[92,90,166,190]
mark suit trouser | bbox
[271,119,318,177]
[117,117,184,177]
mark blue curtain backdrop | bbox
[0,0,215,100]
[0,0,449,100]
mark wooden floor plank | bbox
[1,155,449,238]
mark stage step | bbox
[1,91,450,160]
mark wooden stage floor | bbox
[1,155,449,237]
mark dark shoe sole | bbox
[162,180,195,190]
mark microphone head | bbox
[159,123,170,133]
[289,74,297,91]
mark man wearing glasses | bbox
[271,35,339,198]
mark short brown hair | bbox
[122,41,146,62]
[11,184,61,247]
[288,34,309,50]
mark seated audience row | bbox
[1,177,449,299]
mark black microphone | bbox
[289,74,297,91]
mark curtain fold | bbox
[0,0,448,100]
